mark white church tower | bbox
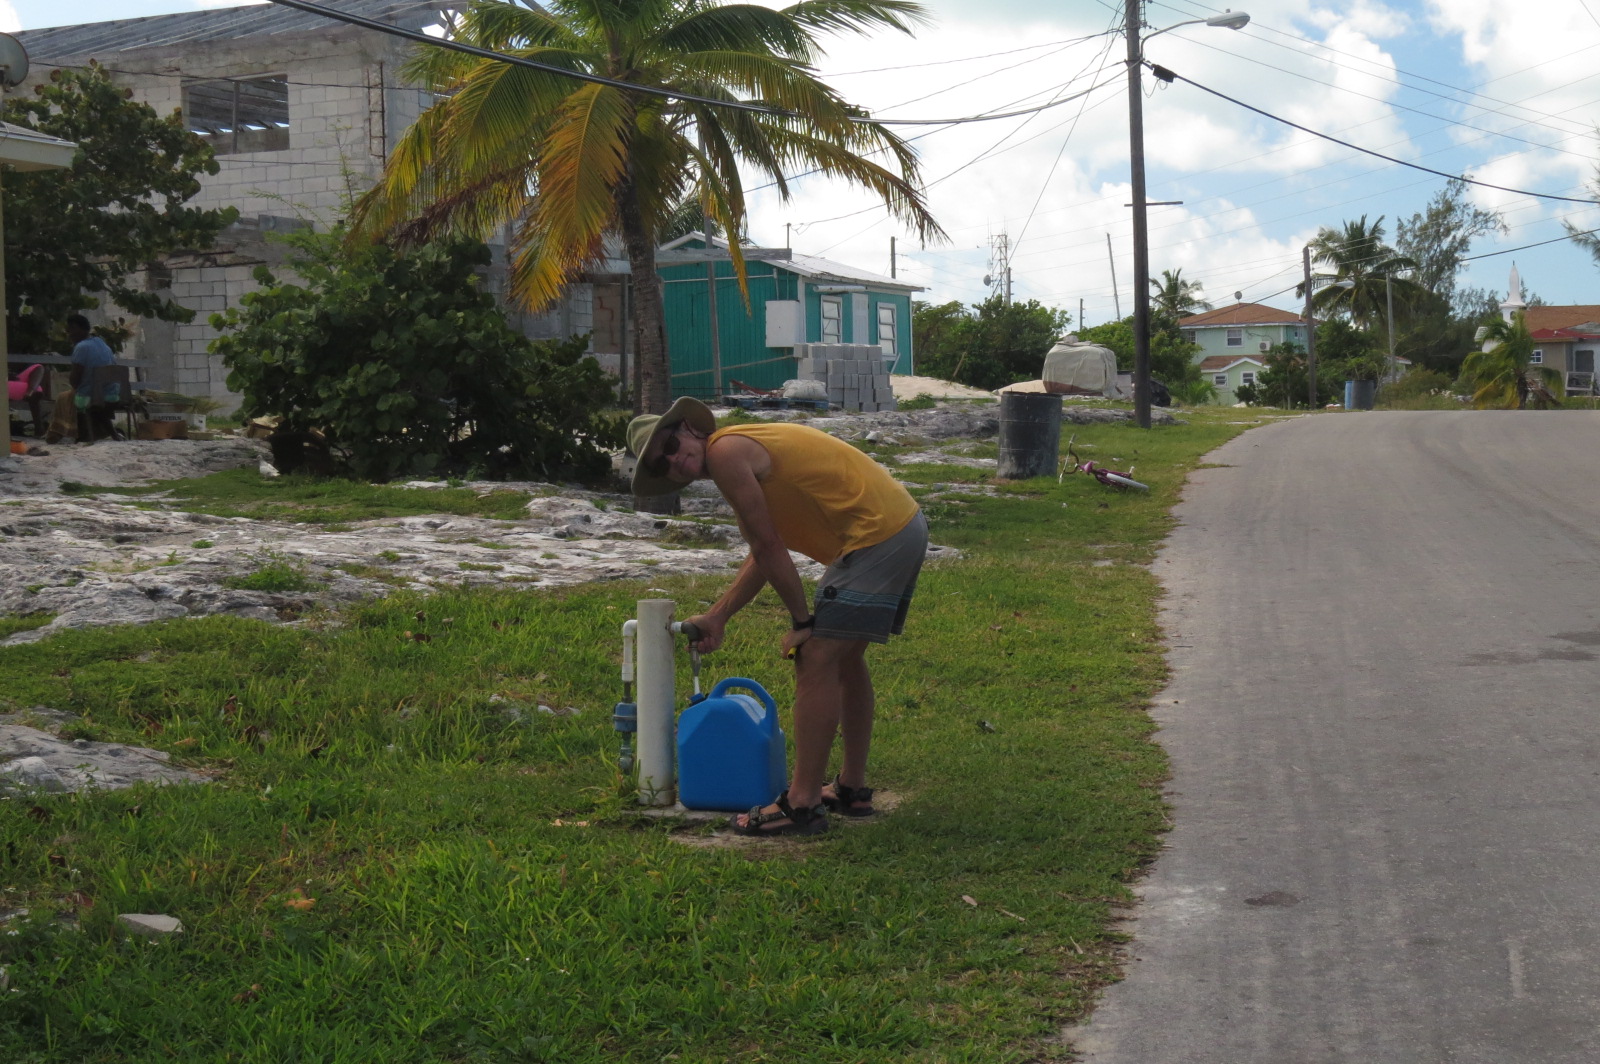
[1499,262,1526,323]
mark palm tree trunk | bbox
[618,179,669,415]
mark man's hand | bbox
[684,613,726,653]
[781,626,813,661]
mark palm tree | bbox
[1461,311,1559,409]
[351,0,944,413]
[1301,215,1423,332]
[1150,268,1210,319]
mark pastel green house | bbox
[1178,302,1309,362]
[1198,355,1265,405]
[1177,302,1309,405]
[656,234,921,399]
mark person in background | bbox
[45,314,118,444]
[627,397,928,837]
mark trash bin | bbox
[996,392,1063,479]
[1343,379,1376,410]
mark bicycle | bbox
[1060,434,1149,491]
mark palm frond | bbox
[459,0,573,49]
[441,58,581,170]
[529,82,634,297]
[652,5,816,61]
[760,125,944,243]
[781,0,928,37]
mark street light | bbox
[1126,4,1250,429]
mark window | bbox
[1181,329,1197,343]
[1241,371,1257,386]
[183,75,290,155]
[1226,328,1243,347]
[1530,348,1543,365]
[820,296,842,343]
[1576,349,1595,374]
[876,304,897,352]
[1213,374,1228,387]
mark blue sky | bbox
[15,0,1600,324]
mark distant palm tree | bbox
[1150,268,1210,319]
[1461,312,1559,409]
[352,0,945,413]
[1301,215,1423,331]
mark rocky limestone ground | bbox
[0,404,1075,649]
[0,708,207,793]
[0,399,1158,793]
[0,406,1030,646]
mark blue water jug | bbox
[676,677,787,812]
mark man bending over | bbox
[628,397,927,837]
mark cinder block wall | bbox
[25,27,590,413]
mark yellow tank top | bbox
[710,423,919,564]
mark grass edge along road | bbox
[0,409,1259,1063]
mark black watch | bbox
[791,615,815,631]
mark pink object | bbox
[7,363,43,402]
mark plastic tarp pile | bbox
[1041,337,1122,397]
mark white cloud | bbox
[0,2,19,33]
[739,3,1429,321]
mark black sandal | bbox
[731,790,828,837]
[821,777,876,818]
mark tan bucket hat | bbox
[626,396,717,496]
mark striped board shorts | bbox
[812,511,929,644]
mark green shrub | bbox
[1378,368,1460,409]
[1170,378,1219,406]
[210,231,624,483]
[897,392,938,411]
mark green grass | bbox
[0,410,1255,1063]
[101,467,540,525]
[222,554,326,594]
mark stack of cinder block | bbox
[791,343,897,412]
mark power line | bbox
[1151,0,1600,137]
[1168,33,1600,166]
[1462,226,1600,262]
[825,31,1117,77]
[1010,39,1118,257]
[1153,63,1600,205]
[756,69,1122,206]
[263,0,1125,127]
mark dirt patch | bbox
[667,790,906,850]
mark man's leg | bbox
[836,650,873,790]
[735,635,865,830]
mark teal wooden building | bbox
[657,235,922,399]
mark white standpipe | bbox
[633,599,677,806]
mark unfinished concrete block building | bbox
[17,0,607,411]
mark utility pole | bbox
[1385,273,1396,382]
[1005,265,1012,306]
[890,235,896,279]
[1125,0,1152,429]
[1107,233,1121,319]
[1304,245,1317,410]
[1080,298,1085,332]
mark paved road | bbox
[1075,412,1600,1063]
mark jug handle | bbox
[707,677,777,716]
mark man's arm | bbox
[706,435,812,626]
[684,553,766,653]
